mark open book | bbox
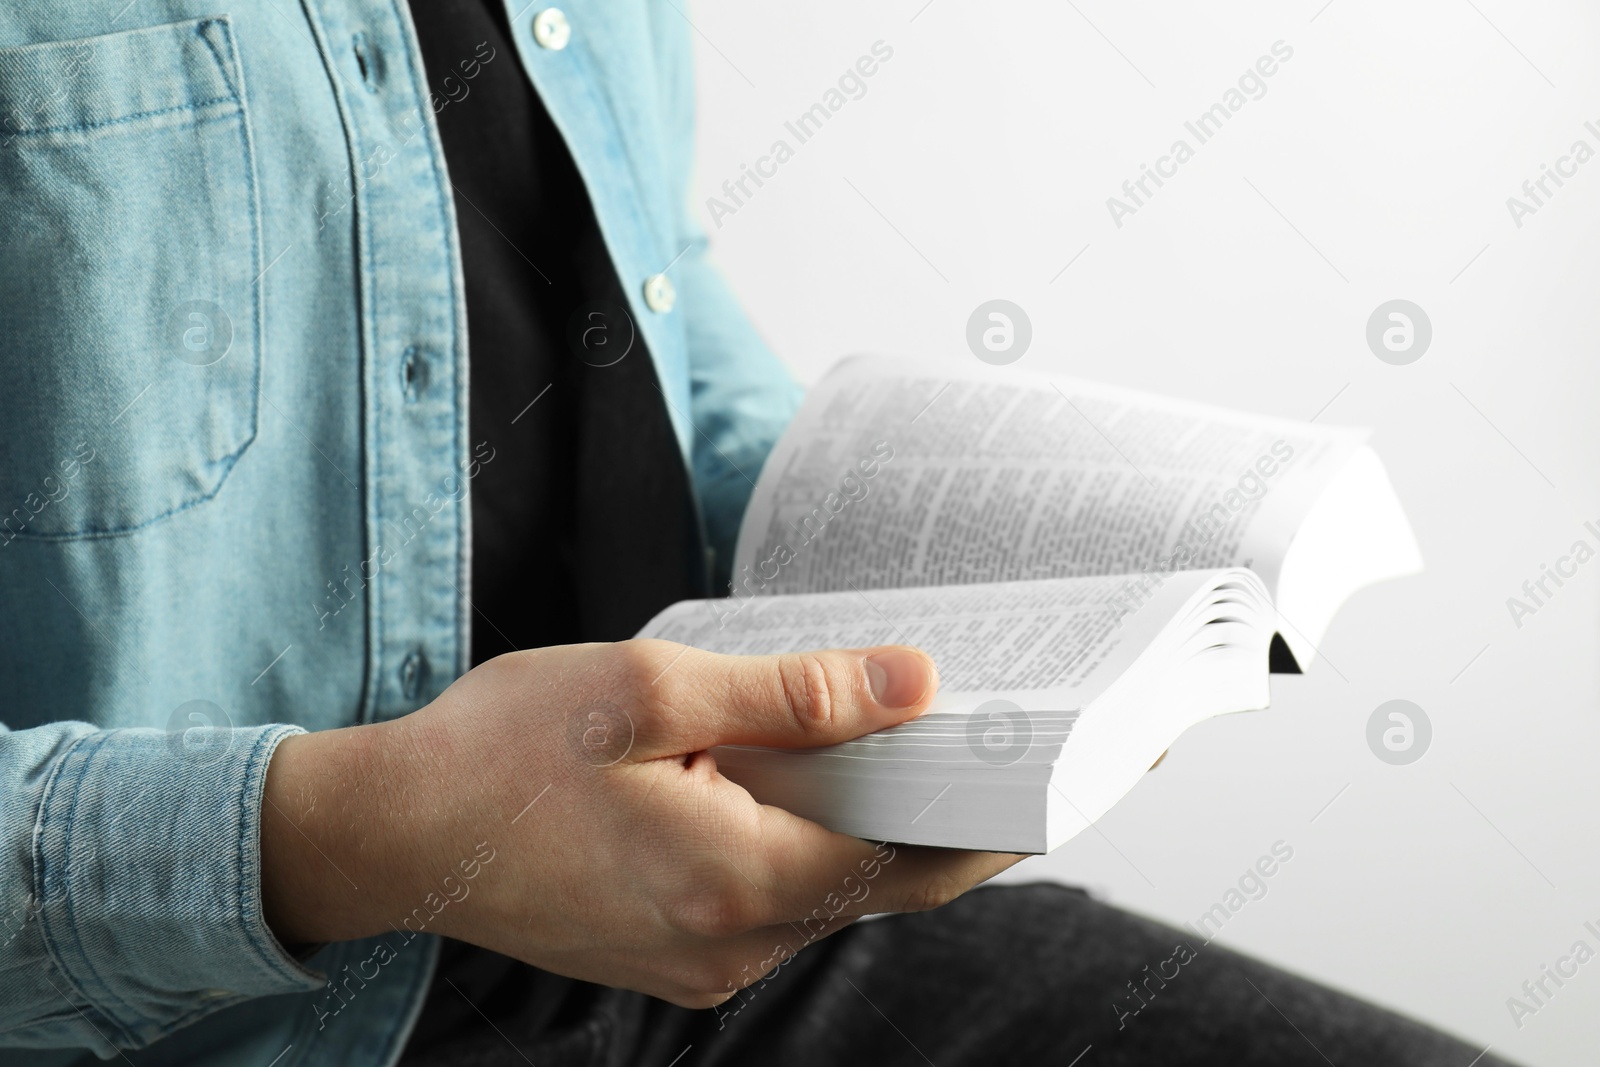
[637,357,1422,853]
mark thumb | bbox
[629,643,938,759]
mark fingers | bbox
[653,914,859,1010]
[621,640,938,761]
[740,798,1023,924]
[744,802,910,920]
[649,817,1023,1011]
[652,774,1021,939]
[652,822,1020,1008]
[807,839,1022,917]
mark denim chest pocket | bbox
[0,17,261,539]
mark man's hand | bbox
[261,641,1024,1007]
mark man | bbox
[0,3,1515,1064]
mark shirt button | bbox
[643,273,676,313]
[532,9,571,50]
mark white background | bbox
[684,1,1600,1063]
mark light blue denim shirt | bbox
[0,3,798,1064]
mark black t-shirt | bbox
[402,1,709,1056]
[410,0,706,657]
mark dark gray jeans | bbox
[401,883,1517,1066]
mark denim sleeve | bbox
[0,721,324,1054]
[655,5,803,585]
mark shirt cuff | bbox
[33,723,325,1049]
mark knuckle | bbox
[777,652,841,736]
[664,887,756,939]
[611,639,684,718]
[611,639,674,689]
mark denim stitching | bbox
[385,0,468,685]
[6,444,252,542]
[233,22,266,547]
[3,96,237,139]
[236,727,323,986]
[28,730,92,992]
[38,728,316,1051]
[278,0,378,724]
[146,995,253,1043]
[7,98,263,544]
[41,732,145,1046]
[107,731,312,1048]
[194,18,240,101]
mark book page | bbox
[637,571,1214,710]
[731,356,1367,600]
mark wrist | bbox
[260,721,405,945]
